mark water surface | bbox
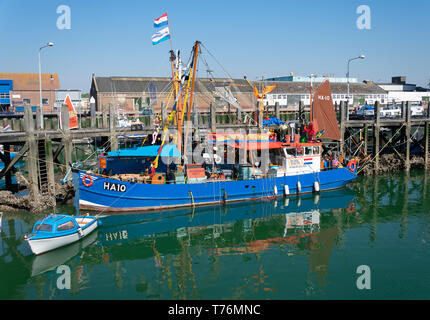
[1,170,430,299]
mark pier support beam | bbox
[364,124,368,155]
[257,102,263,129]
[2,144,12,190]
[275,102,280,120]
[425,122,429,169]
[45,139,56,197]
[339,101,346,155]
[102,105,108,128]
[61,104,73,171]
[24,105,40,200]
[373,101,381,173]
[236,107,242,123]
[210,102,217,132]
[109,104,118,151]
[90,97,96,128]
[405,102,411,172]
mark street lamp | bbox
[38,42,54,129]
[346,55,365,104]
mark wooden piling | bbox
[3,144,12,190]
[210,102,216,132]
[339,101,346,155]
[24,105,40,199]
[257,102,263,129]
[61,104,73,171]
[425,121,429,170]
[405,101,411,172]
[373,101,381,173]
[102,105,108,128]
[45,139,56,196]
[364,124,368,155]
[275,102,280,120]
[109,104,118,151]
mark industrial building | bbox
[90,74,387,113]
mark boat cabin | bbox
[27,215,80,239]
[280,142,322,176]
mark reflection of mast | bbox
[307,227,338,287]
[400,173,409,239]
[370,177,378,243]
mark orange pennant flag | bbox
[262,84,277,96]
[253,86,262,99]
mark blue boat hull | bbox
[73,168,356,212]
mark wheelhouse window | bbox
[285,148,296,157]
[312,146,321,154]
[57,221,75,232]
[304,147,312,155]
[35,224,52,232]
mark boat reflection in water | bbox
[97,187,354,248]
[5,187,355,299]
[30,230,98,277]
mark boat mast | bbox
[183,41,200,162]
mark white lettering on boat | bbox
[104,182,127,192]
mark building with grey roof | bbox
[90,74,387,113]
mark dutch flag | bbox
[304,158,313,165]
[154,13,168,28]
[152,26,170,45]
[3,124,10,131]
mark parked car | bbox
[380,105,401,118]
[411,104,424,116]
[356,105,374,117]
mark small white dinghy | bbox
[24,214,98,255]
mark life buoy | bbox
[347,160,357,172]
[82,175,93,187]
[346,201,356,213]
[214,154,222,164]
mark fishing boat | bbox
[72,41,358,213]
[24,214,98,255]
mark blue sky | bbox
[1,0,429,91]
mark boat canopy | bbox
[32,215,76,233]
[107,145,182,158]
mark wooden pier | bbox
[0,100,429,211]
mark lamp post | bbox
[346,55,365,105]
[38,42,54,129]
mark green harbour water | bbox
[1,170,430,300]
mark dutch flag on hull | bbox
[304,158,313,165]
[154,13,168,28]
[152,26,170,45]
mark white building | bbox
[377,76,430,104]
[55,89,83,110]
